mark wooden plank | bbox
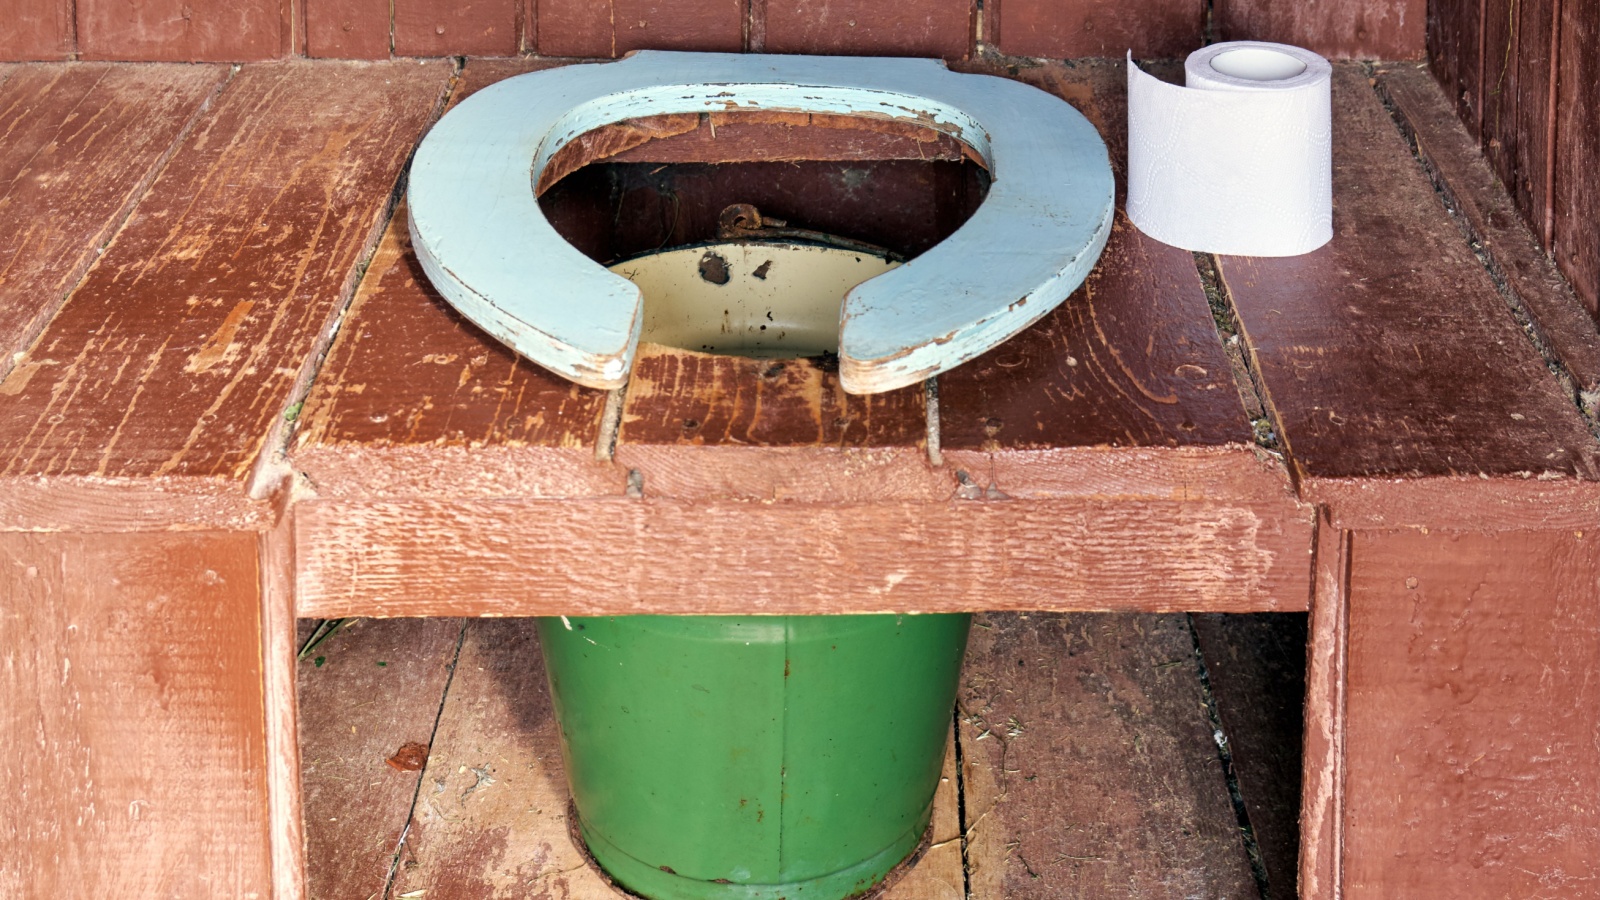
[760,0,973,59]
[534,0,743,56]
[305,0,391,58]
[0,61,453,502]
[0,0,73,59]
[1479,0,1518,193]
[1192,612,1307,899]
[1215,0,1425,59]
[613,346,945,502]
[1342,528,1600,898]
[1,531,269,896]
[0,63,227,367]
[293,497,1314,618]
[1426,0,1484,135]
[958,612,1257,899]
[1553,0,1600,320]
[298,618,464,900]
[259,499,307,900]
[1511,0,1558,244]
[77,0,286,61]
[1219,66,1600,489]
[393,0,518,56]
[290,57,615,502]
[1379,64,1600,417]
[1299,510,1348,900]
[937,60,1275,500]
[996,0,1200,58]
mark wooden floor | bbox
[297,613,1305,900]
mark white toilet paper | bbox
[1126,41,1332,257]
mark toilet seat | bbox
[408,51,1114,394]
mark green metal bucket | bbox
[537,614,971,899]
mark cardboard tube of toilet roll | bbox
[1126,41,1332,257]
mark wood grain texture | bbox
[1553,0,1600,320]
[0,63,226,369]
[294,497,1313,617]
[938,60,1270,499]
[1426,0,1484,133]
[298,618,464,900]
[0,0,73,60]
[259,499,307,900]
[995,0,1201,58]
[958,613,1257,899]
[760,0,973,59]
[1192,612,1307,899]
[0,531,269,897]
[1300,511,1348,900]
[535,0,743,56]
[0,61,452,498]
[1216,0,1425,58]
[614,345,945,501]
[1220,66,1600,486]
[1342,528,1600,898]
[1379,64,1600,415]
[1478,0,1518,197]
[77,0,287,60]
[394,0,518,56]
[305,0,391,58]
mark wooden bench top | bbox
[2,57,1596,617]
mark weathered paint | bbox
[407,51,1114,394]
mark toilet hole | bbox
[537,111,990,359]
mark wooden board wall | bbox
[1430,0,1600,327]
[3,0,1427,61]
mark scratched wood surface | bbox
[1553,0,1600,321]
[1427,0,1484,132]
[1219,67,1600,499]
[0,63,226,367]
[0,531,269,896]
[296,617,464,900]
[757,0,973,58]
[1341,529,1600,898]
[76,0,287,60]
[958,613,1258,899]
[294,497,1313,618]
[1215,0,1424,59]
[992,0,1200,58]
[0,0,73,59]
[1191,613,1307,899]
[1379,64,1600,415]
[393,0,519,56]
[0,61,451,502]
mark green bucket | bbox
[538,614,970,899]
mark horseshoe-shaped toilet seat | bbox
[408,51,1115,394]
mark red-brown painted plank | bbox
[0,0,73,60]
[1342,529,1600,898]
[760,0,972,58]
[290,58,615,502]
[298,618,464,900]
[1553,0,1600,321]
[1217,0,1424,59]
[0,60,452,494]
[1479,0,1518,192]
[1379,64,1600,416]
[1426,0,1484,135]
[959,613,1258,899]
[1220,66,1600,487]
[394,0,518,56]
[996,0,1200,59]
[77,0,287,61]
[2,531,269,896]
[305,0,391,58]
[536,0,742,56]
[0,63,226,367]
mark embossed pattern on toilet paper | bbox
[1126,42,1332,257]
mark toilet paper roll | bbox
[1126,41,1332,257]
